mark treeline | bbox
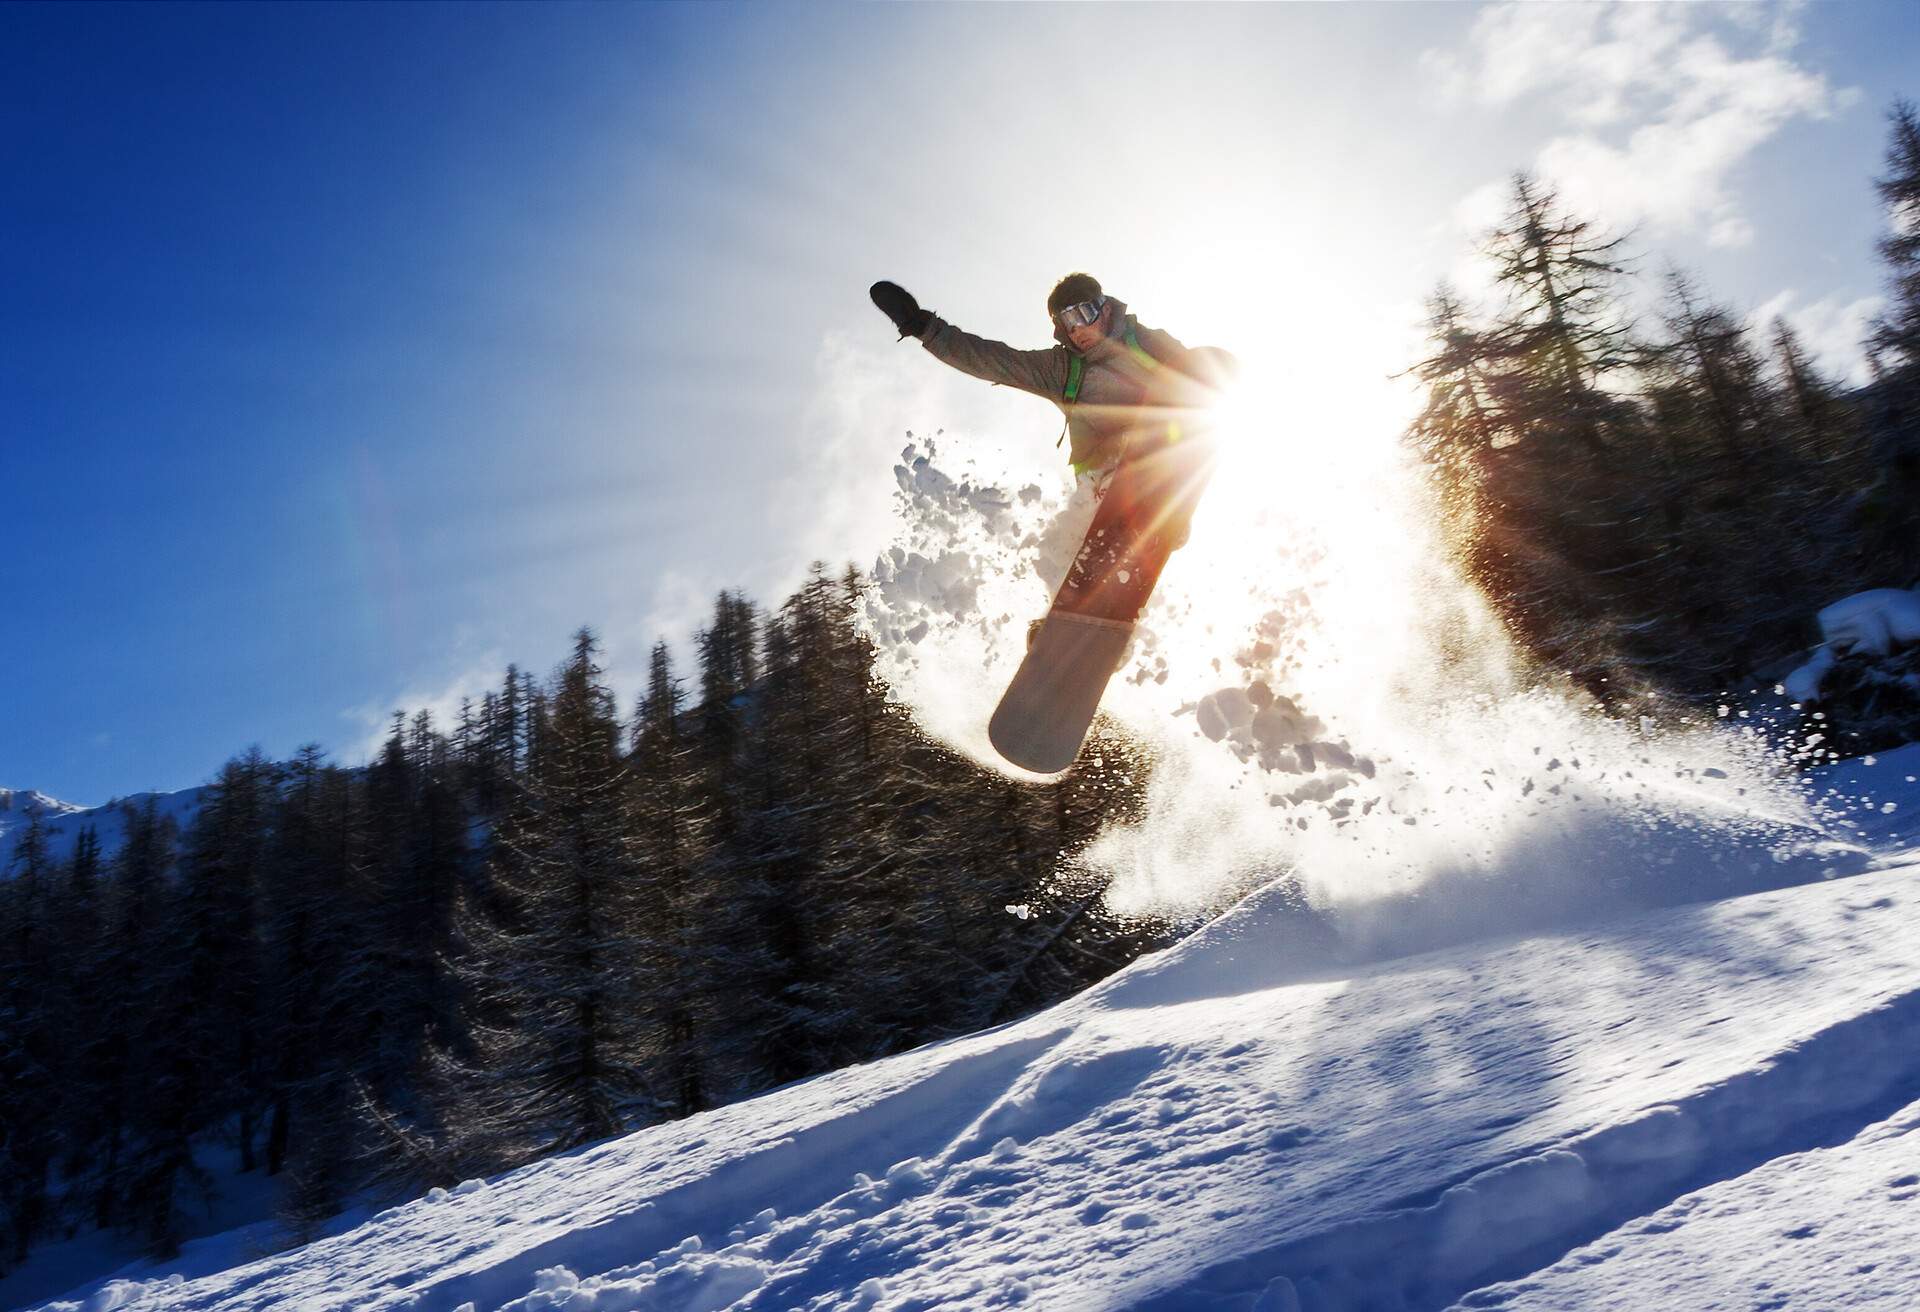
[1408,102,1920,708]
[0,565,1165,1269]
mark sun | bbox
[1103,252,1433,726]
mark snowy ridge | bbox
[32,751,1920,1312]
[0,789,88,817]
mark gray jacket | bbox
[916,299,1236,473]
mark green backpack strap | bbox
[1062,327,1154,404]
[1058,353,1084,450]
[1057,325,1158,451]
[1122,324,1160,371]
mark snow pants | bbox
[1052,436,1216,624]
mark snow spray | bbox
[863,398,1870,962]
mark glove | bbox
[870,281,932,340]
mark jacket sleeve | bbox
[917,316,1068,401]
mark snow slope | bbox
[30,754,1920,1312]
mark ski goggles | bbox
[1052,296,1107,329]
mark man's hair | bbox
[1047,272,1103,317]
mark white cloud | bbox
[1451,178,1510,237]
[342,653,507,765]
[339,571,734,765]
[1433,4,1847,245]
[1708,215,1756,250]
[1750,289,1885,386]
[634,567,720,657]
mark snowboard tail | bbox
[989,610,1135,774]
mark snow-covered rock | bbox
[1819,589,1920,659]
[1782,644,1838,704]
[1783,588,1920,704]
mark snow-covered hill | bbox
[0,785,208,871]
[27,748,1920,1312]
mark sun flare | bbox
[1130,318,1429,726]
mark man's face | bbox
[1062,300,1112,353]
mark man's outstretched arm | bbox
[871,281,1067,400]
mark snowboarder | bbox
[870,273,1236,607]
[870,274,1238,772]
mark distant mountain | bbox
[0,788,88,817]
[0,785,210,872]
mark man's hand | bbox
[870,281,932,339]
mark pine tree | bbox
[803,566,985,1055]
[133,751,276,1256]
[1870,99,1920,375]
[258,745,374,1227]
[628,640,710,1117]
[496,664,524,780]
[85,797,177,1232]
[1404,178,1651,696]
[1406,284,1530,608]
[435,629,651,1171]
[1772,319,1852,458]
[50,827,106,1208]
[1624,271,1785,685]
[361,714,468,1099]
[740,568,846,1080]
[1651,271,1770,458]
[1483,172,1639,448]
[1863,100,1920,585]
[1,811,59,1262]
[1769,319,1875,597]
[688,591,795,1095]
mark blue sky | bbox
[4,1,1918,805]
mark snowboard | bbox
[988,439,1214,773]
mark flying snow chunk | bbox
[1196,688,1253,742]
